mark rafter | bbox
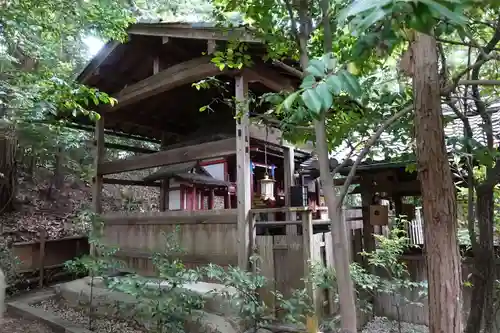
[128,23,262,43]
[245,63,294,92]
[98,138,237,175]
[107,56,234,111]
[76,41,121,83]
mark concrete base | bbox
[7,290,92,333]
[55,277,240,333]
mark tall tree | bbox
[412,32,462,333]
[210,0,484,331]
[0,0,134,211]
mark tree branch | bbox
[337,104,413,205]
[471,16,500,151]
[441,53,499,95]
[436,37,500,51]
[283,0,300,47]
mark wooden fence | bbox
[101,207,365,326]
[102,209,239,275]
[11,235,88,287]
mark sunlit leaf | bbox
[301,89,323,114]
[315,82,333,111]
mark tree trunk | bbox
[0,121,16,213]
[465,183,495,333]
[53,147,64,190]
[315,118,357,332]
[412,32,462,333]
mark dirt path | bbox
[1,313,54,333]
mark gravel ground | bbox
[362,317,428,333]
[1,313,55,333]
[32,298,146,333]
[28,297,429,333]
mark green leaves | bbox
[340,0,468,35]
[282,54,362,116]
[338,70,362,97]
[301,89,323,114]
[306,59,327,78]
[316,82,333,112]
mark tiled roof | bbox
[301,102,500,173]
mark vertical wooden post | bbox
[159,133,168,211]
[360,178,375,268]
[302,210,319,333]
[38,228,46,288]
[283,146,296,233]
[235,74,251,270]
[208,189,215,209]
[91,117,104,256]
[249,213,257,272]
[92,117,104,214]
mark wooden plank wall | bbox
[102,211,239,276]
[102,209,370,325]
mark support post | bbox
[159,133,169,211]
[360,177,375,273]
[38,228,46,288]
[92,118,104,214]
[91,117,105,255]
[302,210,319,332]
[209,189,215,209]
[235,74,252,270]
[284,146,296,233]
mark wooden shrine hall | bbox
[72,22,327,270]
[68,23,437,323]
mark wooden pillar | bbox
[209,189,215,209]
[92,117,104,215]
[235,74,252,270]
[91,117,104,256]
[283,146,297,227]
[360,178,375,271]
[159,134,169,211]
[302,210,319,333]
[393,194,403,231]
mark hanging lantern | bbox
[260,174,275,200]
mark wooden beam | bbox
[102,208,238,224]
[87,141,158,154]
[249,123,284,146]
[102,178,161,187]
[76,41,120,83]
[235,74,252,270]
[65,123,160,143]
[98,138,236,175]
[108,56,233,111]
[128,23,262,43]
[244,64,294,92]
[248,123,315,153]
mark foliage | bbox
[0,236,20,290]
[310,224,427,331]
[205,256,271,331]
[107,228,205,333]
[205,255,312,332]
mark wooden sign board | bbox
[370,205,389,226]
